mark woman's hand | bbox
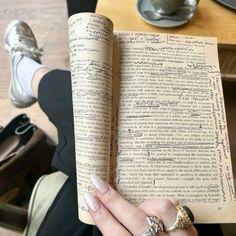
[84,176,198,236]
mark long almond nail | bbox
[91,175,109,194]
[84,192,100,212]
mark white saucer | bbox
[137,0,197,28]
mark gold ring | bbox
[165,205,194,232]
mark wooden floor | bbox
[0,0,69,234]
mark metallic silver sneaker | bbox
[4,20,43,108]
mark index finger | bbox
[91,175,166,236]
[84,192,131,236]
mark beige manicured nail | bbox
[84,192,100,212]
[91,175,109,194]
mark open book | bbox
[68,12,236,224]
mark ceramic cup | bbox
[150,0,186,15]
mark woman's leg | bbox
[31,67,50,98]
[37,69,76,177]
[4,19,76,178]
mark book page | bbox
[68,13,113,224]
[112,32,236,223]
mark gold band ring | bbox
[165,205,194,232]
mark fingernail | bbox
[91,175,109,194]
[84,192,100,212]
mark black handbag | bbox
[0,114,55,205]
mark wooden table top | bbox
[96,0,236,45]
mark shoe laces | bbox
[11,42,43,59]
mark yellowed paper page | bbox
[112,32,236,223]
[68,13,113,224]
